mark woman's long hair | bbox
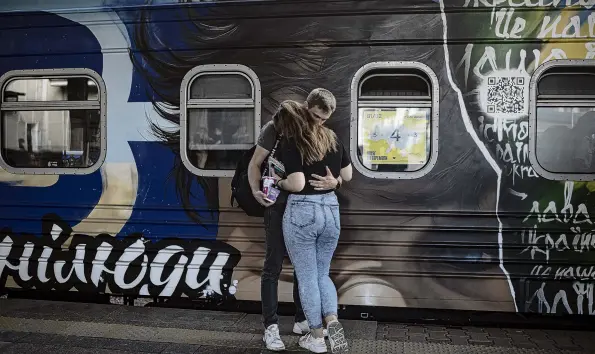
[273,100,337,165]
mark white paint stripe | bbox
[438,0,518,312]
[51,224,62,241]
[48,10,141,236]
[53,10,175,163]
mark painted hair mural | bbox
[126,0,514,311]
[0,6,240,300]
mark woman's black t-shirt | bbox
[280,137,351,195]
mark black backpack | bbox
[230,137,281,217]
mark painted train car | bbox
[1,0,594,318]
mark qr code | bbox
[486,77,525,114]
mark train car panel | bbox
[0,0,594,317]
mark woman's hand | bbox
[252,189,274,207]
[309,166,338,191]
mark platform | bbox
[0,298,593,353]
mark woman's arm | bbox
[340,164,353,182]
[339,142,353,182]
[278,173,305,193]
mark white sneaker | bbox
[263,324,286,351]
[298,332,328,353]
[293,320,328,337]
[327,320,348,353]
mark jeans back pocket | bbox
[289,202,317,228]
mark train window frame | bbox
[0,68,107,175]
[528,59,595,181]
[349,61,439,179]
[180,64,261,177]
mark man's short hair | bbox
[306,88,336,114]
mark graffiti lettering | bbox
[496,142,528,164]
[521,195,595,261]
[523,200,592,225]
[478,115,537,184]
[479,117,529,143]
[504,164,538,184]
[554,266,595,281]
[0,214,241,299]
[493,8,526,39]
[528,281,595,315]
[464,0,595,10]
[447,0,595,316]
[530,265,552,277]
[537,13,595,39]
[521,227,572,261]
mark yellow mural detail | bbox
[536,8,591,63]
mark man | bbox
[248,88,342,351]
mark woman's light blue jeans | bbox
[282,192,340,329]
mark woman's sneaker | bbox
[298,332,328,353]
[294,320,328,337]
[327,320,349,353]
[263,324,286,351]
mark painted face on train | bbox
[126,1,520,311]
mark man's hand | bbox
[253,190,274,207]
[309,166,338,191]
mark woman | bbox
[274,100,352,354]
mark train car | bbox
[0,0,594,319]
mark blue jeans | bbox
[282,192,340,329]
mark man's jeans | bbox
[262,192,306,328]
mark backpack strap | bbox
[231,135,282,208]
[262,134,282,179]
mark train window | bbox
[529,60,595,181]
[0,69,106,175]
[350,62,439,179]
[180,64,261,177]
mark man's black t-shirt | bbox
[280,137,351,195]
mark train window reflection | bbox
[0,69,106,174]
[181,65,261,177]
[190,74,252,100]
[1,109,102,168]
[530,61,595,181]
[4,77,99,102]
[536,107,595,174]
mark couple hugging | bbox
[247,89,352,353]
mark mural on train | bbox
[443,0,595,315]
[0,0,593,315]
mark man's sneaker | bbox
[293,320,328,337]
[327,320,348,353]
[298,332,328,353]
[293,320,309,335]
[263,324,286,351]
